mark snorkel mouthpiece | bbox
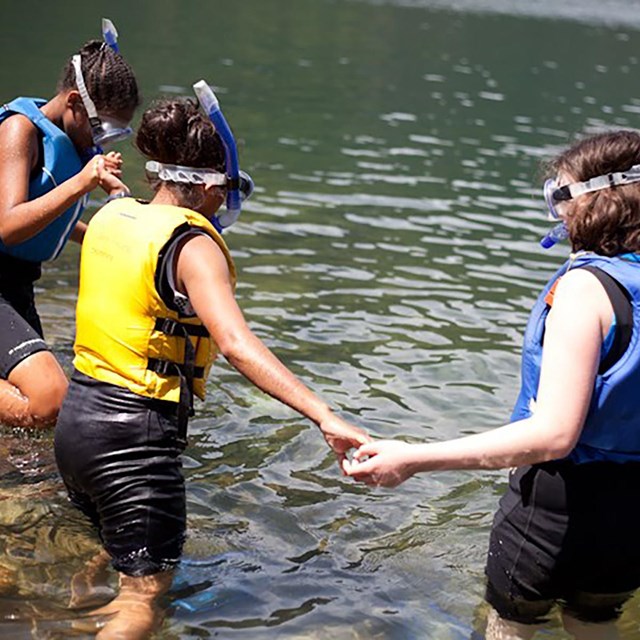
[193,80,242,229]
[540,222,569,249]
[101,18,119,53]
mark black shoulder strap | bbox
[580,266,632,373]
[155,223,212,309]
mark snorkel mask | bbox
[72,18,133,157]
[544,164,640,220]
[145,81,254,233]
[540,163,640,249]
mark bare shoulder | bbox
[0,113,38,163]
[553,265,613,320]
[0,112,37,142]
[177,232,230,279]
[179,232,225,259]
[557,266,610,294]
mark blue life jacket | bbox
[511,252,640,463]
[0,97,87,262]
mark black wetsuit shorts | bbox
[0,261,48,377]
[485,460,640,624]
[54,370,187,577]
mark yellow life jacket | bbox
[74,198,236,403]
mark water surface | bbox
[1,0,640,637]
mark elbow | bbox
[0,214,24,246]
[216,329,247,362]
[0,224,18,246]
[543,432,579,461]
[524,412,581,462]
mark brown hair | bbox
[548,130,640,256]
[135,98,226,209]
[58,40,140,114]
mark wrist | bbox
[74,171,95,197]
[106,189,131,202]
[406,443,432,475]
[314,403,334,428]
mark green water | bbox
[2,0,640,637]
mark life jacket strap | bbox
[148,316,209,445]
[146,358,205,379]
[154,317,209,337]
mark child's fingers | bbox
[353,442,381,461]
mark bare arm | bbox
[344,269,611,486]
[177,234,369,458]
[69,220,88,244]
[0,116,127,245]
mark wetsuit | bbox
[485,253,640,623]
[54,198,235,576]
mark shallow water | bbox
[2,0,640,637]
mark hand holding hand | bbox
[102,151,123,177]
[318,413,370,466]
[80,154,129,194]
[342,440,417,488]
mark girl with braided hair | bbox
[0,29,139,429]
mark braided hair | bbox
[57,40,140,114]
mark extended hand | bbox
[319,414,370,467]
[342,440,417,488]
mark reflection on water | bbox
[2,0,640,637]
[351,0,640,30]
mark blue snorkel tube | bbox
[193,80,253,232]
[540,222,569,249]
[101,18,119,53]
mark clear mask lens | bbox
[543,178,563,221]
[91,119,133,148]
[238,170,255,203]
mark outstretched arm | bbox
[344,268,611,486]
[177,234,370,461]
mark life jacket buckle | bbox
[156,317,181,337]
[149,359,175,376]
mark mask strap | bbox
[566,164,640,199]
[145,160,227,187]
[71,55,100,128]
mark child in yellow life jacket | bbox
[54,90,369,638]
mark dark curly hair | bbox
[547,130,640,256]
[135,98,226,209]
[58,40,140,114]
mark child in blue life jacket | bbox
[54,93,369,639]
[345,130,640,639]
[0,23,139,430]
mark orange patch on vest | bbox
[544,278,561,306]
